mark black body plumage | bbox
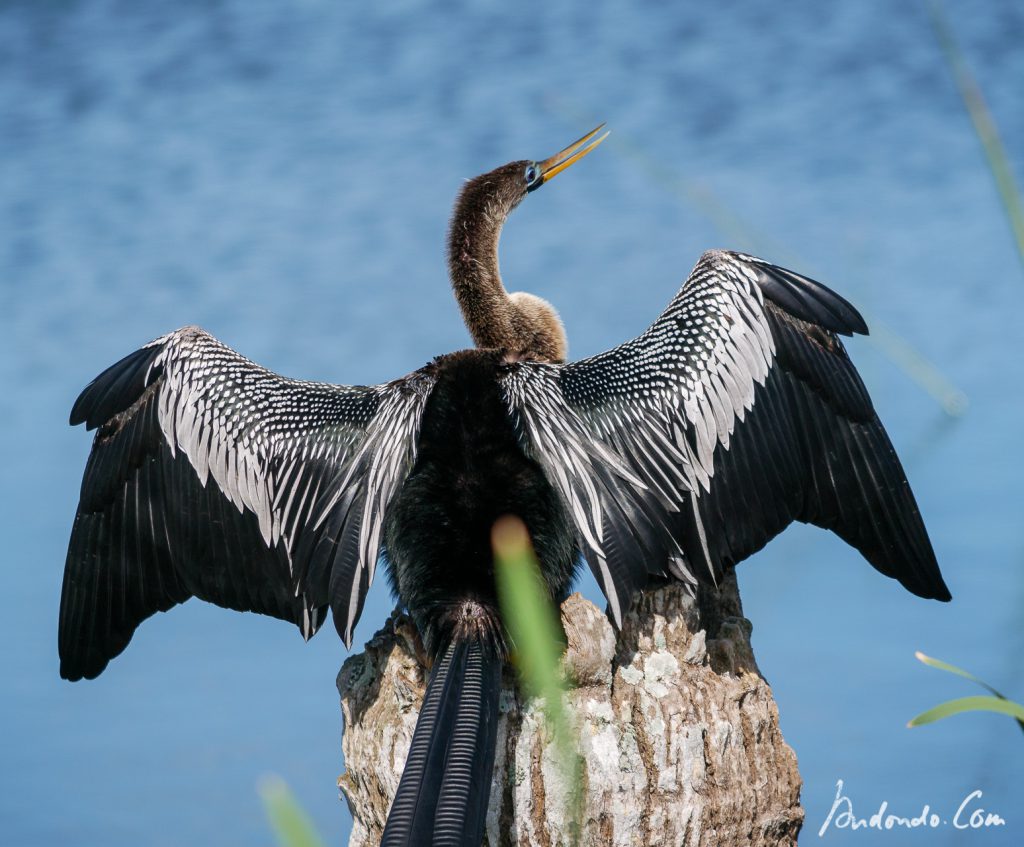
[59,130,950,846]
[384,350,577,657]
[380,352,578,846]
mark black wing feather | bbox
[752,258,869,335]
[70,343,163,429]
[503,250,949,624]
[60,327,432,680]
[697,267,948,597]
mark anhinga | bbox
[59,126,950,846]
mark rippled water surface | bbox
[2,1,1022,844]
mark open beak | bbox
[536,124,609,186]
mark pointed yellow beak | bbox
[537,124,609,185]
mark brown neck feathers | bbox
[446,165,567,363]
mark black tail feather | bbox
[381,635,502,847]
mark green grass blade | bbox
[493,516,565,704]
[914,652,1024,735]
[914,651,1008,698]
[928,0,1024,271]
[493,515,582,841]
[258,776,328,847]
[908,695,1024,728]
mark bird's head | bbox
[448,125,609,364]
[456,124,610,220]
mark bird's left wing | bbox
[60,326,434,679]
[501,250,949,626]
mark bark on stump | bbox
[336,573,803,846]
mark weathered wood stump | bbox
[337,572,803,846]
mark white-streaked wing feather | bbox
[60,326,434,680]
[503,251,775,622]
[500,249,941,625]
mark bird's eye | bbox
[524,164,540,187]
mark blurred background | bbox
[2,1,1022,844]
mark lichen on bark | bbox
[337,572,803,846]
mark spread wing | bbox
[60,326,434,680]
[501,250,950,624]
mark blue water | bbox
[2,1,1022,844]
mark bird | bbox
[59,125,951,846]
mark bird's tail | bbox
[381,632,502,847]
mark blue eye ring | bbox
[524,163,542,189]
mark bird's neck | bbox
[446,175,567,362]
[447,177,519,350]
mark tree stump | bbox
[336,572,803,846]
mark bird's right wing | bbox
[501,250,949,625]
[60,326,434,680]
